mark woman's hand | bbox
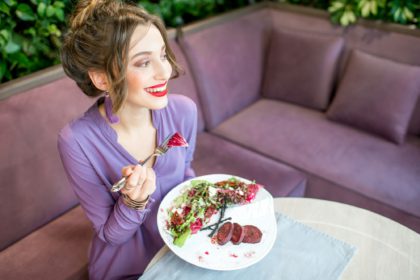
[120,165,156,201]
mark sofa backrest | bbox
[167,31,205,132]
[178,6,271,130]
[0,76,92,250]
[177,3,420,137]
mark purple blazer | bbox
[58,94,197,279]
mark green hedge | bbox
[283,0,420,27]
[1,0,419,84]
[0,0,72,83]
[0,0,259,83]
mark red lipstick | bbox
[146,82,167,89]
[144,81,168,97]
[148,88,168,97]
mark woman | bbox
[58,0,197,279]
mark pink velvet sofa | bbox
[1,2,419,279]
[174,3,420,233]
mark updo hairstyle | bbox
[60,0,182,112]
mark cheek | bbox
[127,72,145,92]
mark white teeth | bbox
[145,84,167,93]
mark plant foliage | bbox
[0,0,258,83]
[282,0,420,27]
[1,0,419,83]
[0,0,73,83]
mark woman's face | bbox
[124,24,172,111]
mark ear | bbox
[88,70,109,91]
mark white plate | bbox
[157,174,277,271]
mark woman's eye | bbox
[135,60,150,68]
[161,53,168,60]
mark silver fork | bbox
[110,135,172,192]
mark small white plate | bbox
[157,174,277,271]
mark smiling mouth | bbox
[144,82,168,97]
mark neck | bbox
[120,106,153,130]
[100,103,154,133]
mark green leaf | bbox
[12,52,31,68]
[46,5,55,17]
[37,2,46,17]
[403,7,414,21]
[393,8,402,22]
[53,1,65,9]
[55,8,64,21]
[0,29,10,42]
[47,24,60,36]
[0,2,10,15]
[328,1,344,13]
[173,228,191,247]
[24,27,36,37]
[4,0,17,7]
[5,39,20,53]
[361,3,370,17]
[50,35,62,48]
[16,3,36,21]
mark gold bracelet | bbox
[121,194,150,210]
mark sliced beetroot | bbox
[167,132,188,148]
[216,222,233,245]
[242,225,262,244]
[230,223,245,245]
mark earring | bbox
[104,93,120,124]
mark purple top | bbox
[58,94,197,280]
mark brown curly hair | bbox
[61,0,182,112]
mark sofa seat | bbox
[0,206,93,280]
[212,99,420,217]
[192,132,307,197]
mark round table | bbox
[146,198,420,279]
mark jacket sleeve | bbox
[57,127,155,246]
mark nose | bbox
[154,59,172,81]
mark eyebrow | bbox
[130,45,166,60]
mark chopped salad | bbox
[166,177,261,247]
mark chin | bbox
[149,95,169,110]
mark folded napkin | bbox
[140,213,356,280]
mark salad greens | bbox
[166,177,261,247]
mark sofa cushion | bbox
[0,206,93,279]
[193,132,306,198]
[0,77,92,251]
[263,29,343,110]
[341,25,420,137]
[179,10,270,129]
[212,99,420,217]
[327,50,420,144]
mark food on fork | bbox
[167,132,188,148]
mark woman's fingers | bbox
[125,165,141,189]
[121,166,156,201]
[125,165,148,190]
[143,167,156,194]
[121,166,135,177]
